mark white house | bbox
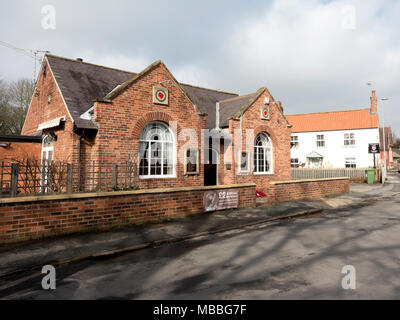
[286,91,380,169]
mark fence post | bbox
[67,164,73,194]
[112,164,118,189]
[11,163,19,197]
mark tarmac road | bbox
[1,180,400,300]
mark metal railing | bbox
[0,160,139,198]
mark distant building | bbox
[286,91,380,169]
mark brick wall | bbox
[0,183,255,244]
[92,62,207,190]
[226,90,292,192]
[268,177,350,204]
[21,59,78,163]
[0,143,41,164]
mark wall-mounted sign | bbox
[239,151,250,173]
[184,149,199,175]
[203,189,239,212]
[369,143,380,154]
[261,105,270,120]
[153,86,169,105]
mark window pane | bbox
[140,122,174,177]
[254,147,258,172]
[266,148,271,172]
[150,142,162,175]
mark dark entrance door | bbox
[204,148,218,186]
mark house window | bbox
[184,149,199,175]
[41,135,54,192]
[239,151,250,173]
[291,135,299,148]
[291,158,299,168]
[254,133,272,174]
[344,133,355,146]
[316,135,325,147]
[139,122,174,178]
[345,157,357,168]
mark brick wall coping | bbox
[0,183,256,205]
[270,177,350,185]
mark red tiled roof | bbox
[286,109,379,133]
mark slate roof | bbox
[218,93,257,128]
[286,109,379,133]
[180,83,238,128]
[46,55,135,129]
[44,54,267,130]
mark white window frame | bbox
[345,157,357,168]
[139,122,176,179]
[291,135,299,148]
[41,135,54,192]
[344,133,355,147]
[254,133,273,175]
[316,134,325,147]
[291,158,299,168]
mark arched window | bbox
[41,135,54,193]
[42,135,54,164]
[254,133,273,174]
[139,122,174,177]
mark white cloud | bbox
[1,0,399,133]
[222,0,400,132]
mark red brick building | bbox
[20,54,292,192]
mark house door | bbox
[204,148,218,186]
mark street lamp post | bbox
[381,98,389,184]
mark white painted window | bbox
[291,158,299,168]
[254,133,273,174]
[139,122,175,178]
[345,157,357,168]
[41,135,54,192]
[344,133,355,146]
[291,135,299,148]
[41,135,54,164]
[316,134,325,147]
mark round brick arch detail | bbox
[132,111,182,140]
[253,124,279,146]
[253,124,280,173]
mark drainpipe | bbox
[234,115,243,185]
[215,102,220,130]
[77,131,85,190]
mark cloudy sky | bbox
[1,0,399,135]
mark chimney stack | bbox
[370,90,377,114]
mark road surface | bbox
[1,178,400,300]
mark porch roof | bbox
[306,151,323,159]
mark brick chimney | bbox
[370,90,377,114]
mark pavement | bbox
[0,178,398,279]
